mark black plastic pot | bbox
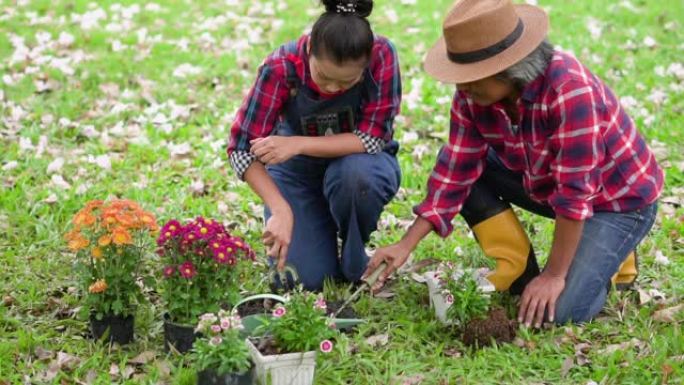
[163,314,200,353]
[90,313,134,344]
[197,367,254,385]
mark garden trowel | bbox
[332,262,388,318]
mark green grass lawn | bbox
[1,0,683,383]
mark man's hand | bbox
[362,241,412,292]
[250,137,300,165]
[263,207,293,271]
[518,272,566,327]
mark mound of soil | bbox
[462,308,517,348]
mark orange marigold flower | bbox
[68,234,89,251]
[91,247,104,260]
[141,212,157,227]
[115,212,136,228]
[98,235,111,246]
[73,210,97,228]
[88,279,108,294]
[111,227,133,245]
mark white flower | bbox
[51,174,71,190]
[47,157,64,174]
[2,161,18,171]
[95,154,111,170]
[209,336,223,346]
[58,32,75,47]
[172,63,202,78]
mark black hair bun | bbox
[321,0,373,18]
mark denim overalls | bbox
[265,42,401,290]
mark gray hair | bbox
[496,39,554,90]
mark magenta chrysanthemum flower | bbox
[179,261,196,279]
[272,305,287,318]
[163,265,175,278]
[319,340,333,353]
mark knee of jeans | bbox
[325,155,372,201]
[553,284,606,324]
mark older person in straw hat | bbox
[364,0,663,327]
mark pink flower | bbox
[209,336,223,346]
[163,265,175,278]
[178,261,196,279]
[328,322,337,329]
[319,340,333,353]
[272,305,286,318]
[445,293,454,305]
[210,324,222,334]
[314,296,327,311]
[220,318,231,330]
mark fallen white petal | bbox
[46,157,64,174]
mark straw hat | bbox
[424,0,549,83]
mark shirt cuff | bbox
[354,130,385,154]
[412,202,454,238]
[548,194,594,221]
[229,151,258,180]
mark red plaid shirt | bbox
[415,51,664,237]
[227,34,401,179]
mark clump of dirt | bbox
[236,298,276,317]
[461,308,517,348]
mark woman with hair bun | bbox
[228,0,402,290]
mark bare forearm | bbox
[297,133,365,158]
[399,216,434,251]
[243,162,291,215]
[545,215,584,278]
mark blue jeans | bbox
[265,152,400,290]
[475,150,658,323]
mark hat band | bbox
[447,18,524,64]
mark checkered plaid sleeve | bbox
[355,36,402,143]
[227,57,290,180]
[413,92,489,237]
[354,129,385,154]
[229,151,258,180]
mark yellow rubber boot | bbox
[471,208,539,295]
[611,251,637,291]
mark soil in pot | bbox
[236,299,276,317]
[90,313,134,345]
[164,314,201,353]
[461,308,517,348]
[197,367,254,385]
[250,335,283,356]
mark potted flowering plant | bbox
[193,310,254,385]
[157,216,255,353]
[248,289,338,385]
[65,199,158,344]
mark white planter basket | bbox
[424,269,495,325]
[246,338,317,385]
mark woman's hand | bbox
[362,241,413,292]
[518,272,566,327]
[250,137,300,165]
[262,206,294,271]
